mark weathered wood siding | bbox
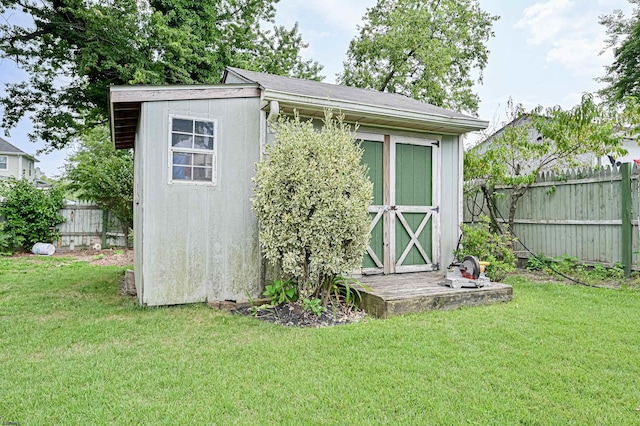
[136,97,261,306]
[440,134,462,268]
[464,165,639,267]
[56,201,127,249]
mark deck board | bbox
[356,272,513,318]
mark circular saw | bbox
[444,255,488,288]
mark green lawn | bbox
[1,256,640,425]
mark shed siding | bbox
[439,134,461,267]
[137,97,261,306]
[224,74,250,84]
[134,109,146,305]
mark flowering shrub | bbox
[252,111,373,300]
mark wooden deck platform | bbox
[356,272,513,318]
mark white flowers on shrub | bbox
[252,111,373,297]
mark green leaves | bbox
[263,279,298,306]
[0,178,65,251]
[62,126,133,240]
[338,0,498,114]
[0,0,322,149]
[599,2,640,102]
[455,216,516,282]
[252,111,373,299]
[465,95,625,234]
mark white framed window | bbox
[0,156,7,170]
[169,115,217,184]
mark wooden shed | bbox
[109,67,488,306]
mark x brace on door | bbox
[395,207,433,268]
[365,206,385,269]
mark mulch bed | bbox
[233,300,367,328]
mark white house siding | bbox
[0,155,20,179]
[136,97,261,306]
[20,156,34,179]
[0,155,36,181]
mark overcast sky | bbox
[0,0,633,176]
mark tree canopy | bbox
[0,0,322,150]
[599,0,640,102]
[465,94,626,233]
[338,0,498,114]
[62,125,133,241]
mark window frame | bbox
[0,156,7,170]
[167,114,218,186]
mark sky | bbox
[0,0,634,177]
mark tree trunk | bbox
[480,184,503,233]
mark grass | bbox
[2,256,640,425]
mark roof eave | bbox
[109,84,261,149]
[261,89,489,134]
[0,151,37,161]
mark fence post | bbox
[621,162,632,278]
[102,210,108,249]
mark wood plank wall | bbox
[55,201,127,249]
[463,164,639,268]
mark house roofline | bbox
[0,151,38,162]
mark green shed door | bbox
[394,142,436,272]
[361,140,385,274]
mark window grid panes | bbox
[170,117,216,183]
[0,156,7,170]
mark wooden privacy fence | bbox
[55,201,127,250]
[464,163,640,273]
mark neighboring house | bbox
[108,67,488,307]
[472,114,638,169]
[0,136,38,182]
[604,136,640,166]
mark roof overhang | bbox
[109,81,489,149]
[260,89,489,135]
[109,84,261,149]
[0,151,38,162]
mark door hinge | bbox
[433,140,440,147]
[431,206,440,213]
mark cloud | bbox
[307,0,374,34]
[545,36,612,76]
[560,92,586,108]
[514,0,577,46]
[276,0,374,36]
[513,0,624,77]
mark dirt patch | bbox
[233,301,367,328]
[14,248,134,267]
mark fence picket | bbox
[54,202,127,250]
[464,163,638,269]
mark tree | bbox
[62,125,133,242]
[338,0,498,114]
[0,0,322,150]
[252,112,373,304]
[599,1,640,103]
[465,94,626,234]
[0,177,65,250]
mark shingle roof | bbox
[0,136,28,155]
[224,67,480,122]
